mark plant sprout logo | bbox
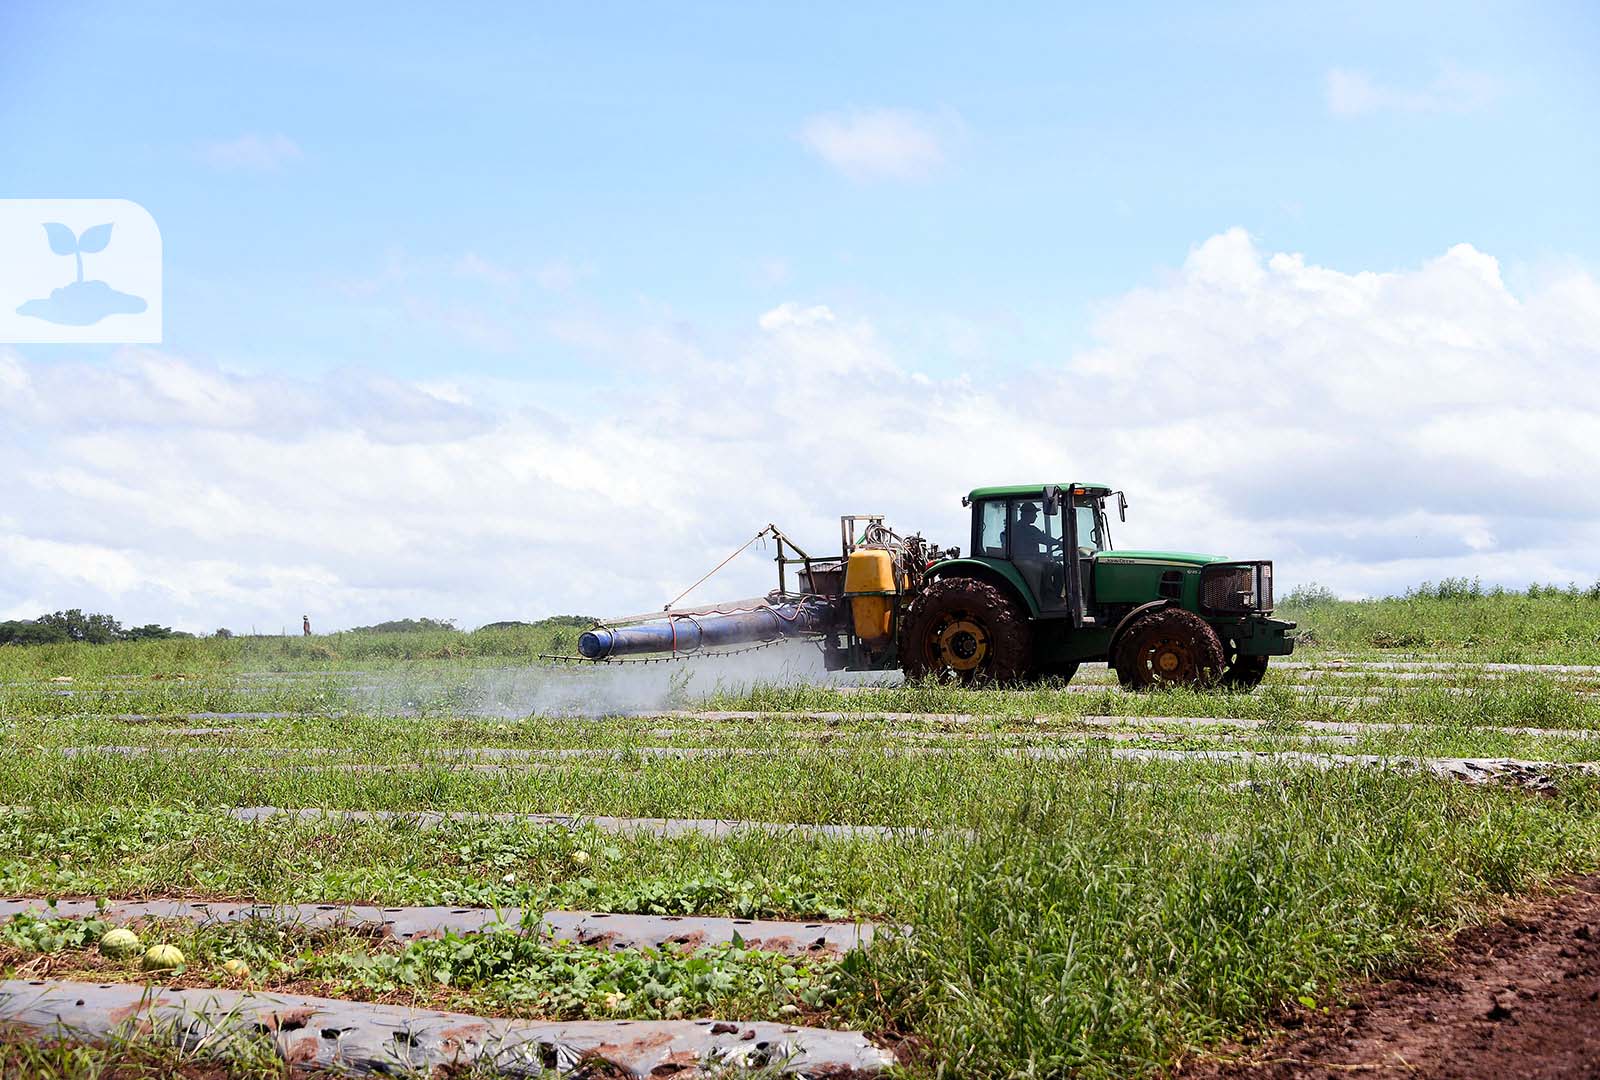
[0,199,162,344]
[16,222,148,326]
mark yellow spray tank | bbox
[844,547,901,645]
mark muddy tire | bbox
[1114,607,1225,690]
[900,576,1031,685]
[1221,640,1269,690]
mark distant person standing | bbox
[302,615,311,636]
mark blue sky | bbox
[1,2,1597,629]
[5,2,1595,376]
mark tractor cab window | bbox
[1008,499,1060,559]
[978,500,1008,557]
[1010,497,1068,610]
[1075,499,1108,554]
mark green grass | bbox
[1,1033,303,1080]
[1280,586,1600,661]
[847,771,1600,1077]
[0,622,588,680]
[7,662,1599,730]
[9,771,1599,1075]
[6,595,1600,1077]
[0,807,888,917]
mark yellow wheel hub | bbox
[1139,634,1198,683]
[936,618,988,671]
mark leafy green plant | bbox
[555,869,850,920]
[1,912,110,953]
[314,931,842,1019]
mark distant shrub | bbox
[213,628,234,639]
[1406,577,1483,601]
[541,615,599,628]
[475,615,597,633]
[343,618,457,634]
[121,623,183,640]
[1282,583,1338,607]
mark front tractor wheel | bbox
[900,576,1031,685]
[1114,608,1226,690]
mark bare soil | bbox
[1186,876,1600,1078]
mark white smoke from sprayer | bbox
[356,641,898,720]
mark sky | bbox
[1,1,1597,632]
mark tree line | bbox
[0,610,187,646]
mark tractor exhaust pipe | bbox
[577,599,838,660]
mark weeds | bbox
[841,772,1600,1078]
[7,602,1600,1077]
[1282,586,1600,661]
[0,912,840,1024]
[1,1033,300,1080]
[318,933,842,1019]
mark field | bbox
[3,587,1600,1078]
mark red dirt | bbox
[1185,876,1600,1079]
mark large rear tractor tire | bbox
[1221,640,1269,690]
[900,576,1031,685]
[1114,608,1226,690]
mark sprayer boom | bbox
[576,598,838,660]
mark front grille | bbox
[1201,562,1273,615]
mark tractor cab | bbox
[964,483,1118,624]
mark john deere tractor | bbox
[896,483,1294,688]
[576,482,1295,691]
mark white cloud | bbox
[799,107,955,181]
[1327,64,1502,116]
[201,133,303,172]
[2,230,1597,630]
[757,302,833,331]
[1063,229,1600,591]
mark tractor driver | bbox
[1009,501,1062,559]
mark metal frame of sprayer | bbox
[573,517,952,670]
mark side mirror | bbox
[1117,492,1128,522]
[1042,486,1062,515]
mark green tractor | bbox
[896,483,1294,688]
[576,482,1294,691]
